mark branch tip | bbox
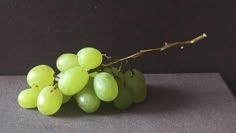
[203,33,207,38]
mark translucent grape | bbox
[27,65,55,88]
[56,53,80,72]
[62,94,72,104]
[77,47,103,69]
[18,87,41,108]
[125,69,147,103]
[75,86,101,113]
[58,67,89,95]
[94,72,118,101]
[37,86,63,115]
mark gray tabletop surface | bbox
[0,73,235,133]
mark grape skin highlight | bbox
[94,72,118,102]
[75,86,101,113]
[18,87,41,109]
[37,86,63,115]
[27,65,55,88]
[56,53,80,72]
[58,67,89,95]
[77,47,103,69]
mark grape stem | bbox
[90,33,207,72]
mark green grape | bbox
[104,67,125,83]
[18,87,41,108]
[55,72,64,81]
[116,71,125,84]
[125,69,145,81]
[77,47,103,69]
[113,76,133,110]
[37,86,63,115]
[27,65,55,88]
[113,87,133,110]
[125,69,147,103]
[134,69,145,81]
[89,72,98,77]
[94,72,118,102]
[58,67,89,95]
[86,77,94,88]
[103,67,121,75]
[56,53,80,72]
[75,86,101,113]
[57,72,64,78]
[62,94,72,104]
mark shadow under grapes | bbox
[53,84,195,118]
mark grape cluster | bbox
[18,47,147,115]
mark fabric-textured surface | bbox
[0,73,235,133]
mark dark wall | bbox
[1,0,236,94]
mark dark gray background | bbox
[0,0,235,95]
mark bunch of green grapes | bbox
[17,47,147,115]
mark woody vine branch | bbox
[89,33,207,73]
